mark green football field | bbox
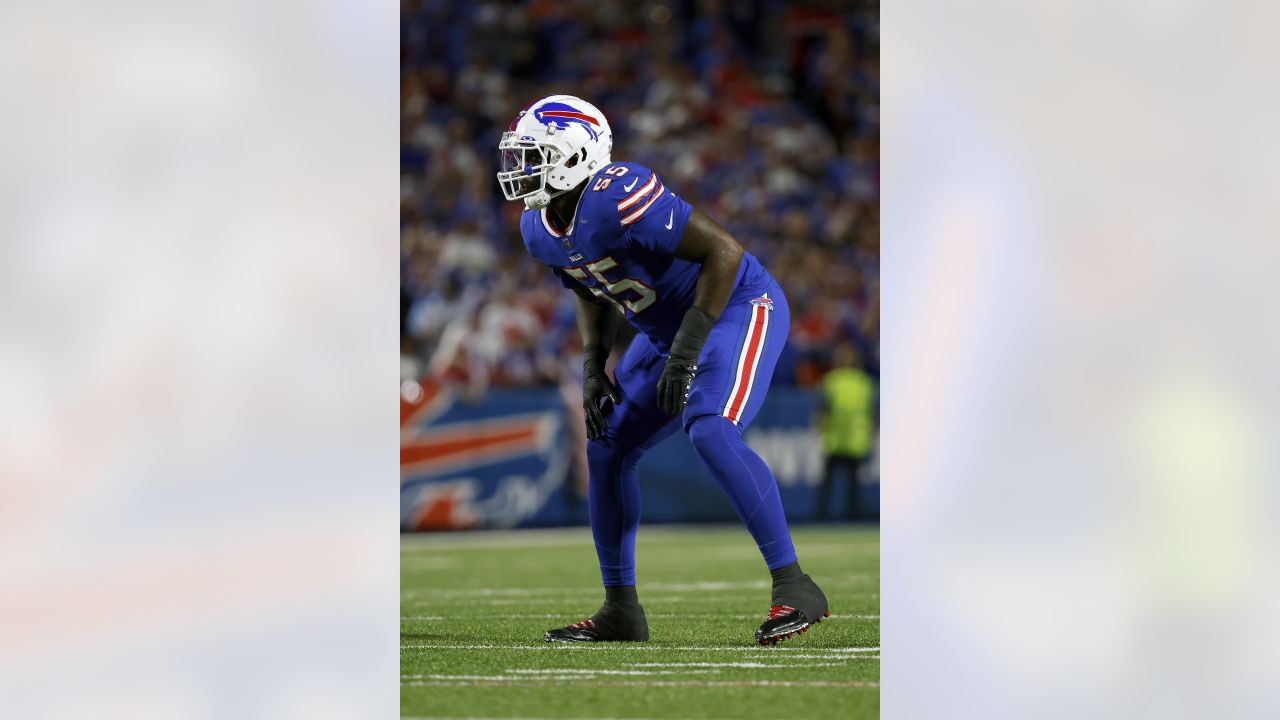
[401,525,879,719]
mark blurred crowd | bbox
[401,0,879,393]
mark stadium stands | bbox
[401,0,878,391]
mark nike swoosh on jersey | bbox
[665,209,674,229]
[623,177,639,192]
[620,182,665,225]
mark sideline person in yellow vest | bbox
[815,342,877,520]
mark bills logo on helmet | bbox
[534,101,602,141]
[750,294,774,310]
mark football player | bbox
[497,95,828,645]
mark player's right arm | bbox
[567,280,622,441]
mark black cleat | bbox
[544,618,603,642]
[544,596,649,643]
[756,565,829,645]
[755,604,830,645]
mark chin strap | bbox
[524,191,551,210]
[525,182,581,210]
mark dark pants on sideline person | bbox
[816,454,867,520]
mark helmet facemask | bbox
[497,133,591,210]
[498,135,552,208]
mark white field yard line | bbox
[401,712,686,717]
[404,579,874,595]
[506,668,712,675]
[648,580,768,591]
[403,679,880,688]
[403,669,721,679]
[402,594,880,606]
[626,661,850,668]
[402,587,591,598]
[404,712,675,717]
[783,653,881,660]
[401,612,878,620]
[404,671,535,676]
[402,664,854,681]
[401,643,880,652]
[402,580,776,597]
[407,591,880,602]
[623,655,880,663]
[643,595,877,604]
[420,597,598,606]
[410,592,874,601]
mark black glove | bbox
[657,308,716,416]
[583,346,622,440]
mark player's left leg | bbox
[545,334,679,642]
[682,283,829,645]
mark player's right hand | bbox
[582,355,622,441]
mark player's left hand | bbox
[658,308,716,416]
[656,359,696,416]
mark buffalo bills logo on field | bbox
[750,294,774,310]
[534,102,602,141]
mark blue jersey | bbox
[520,161,773,350]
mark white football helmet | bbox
[497,95,613,210]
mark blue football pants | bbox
[587,281,797,586]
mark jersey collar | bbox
[541,169,600,238]
[539,208,563,237]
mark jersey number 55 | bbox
[563,256,656,314]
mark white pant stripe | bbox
[723,297,770,423]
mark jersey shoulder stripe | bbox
[617,172,657,211]
[620,183,666,226]
[584,161,671,227]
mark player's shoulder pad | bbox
[582,161,668,228]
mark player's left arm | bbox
[674,208,745,321]
[656,208,746,415]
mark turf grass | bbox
[401,525,879,719]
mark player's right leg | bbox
[681,284,829,645]
[545,335,678,642]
